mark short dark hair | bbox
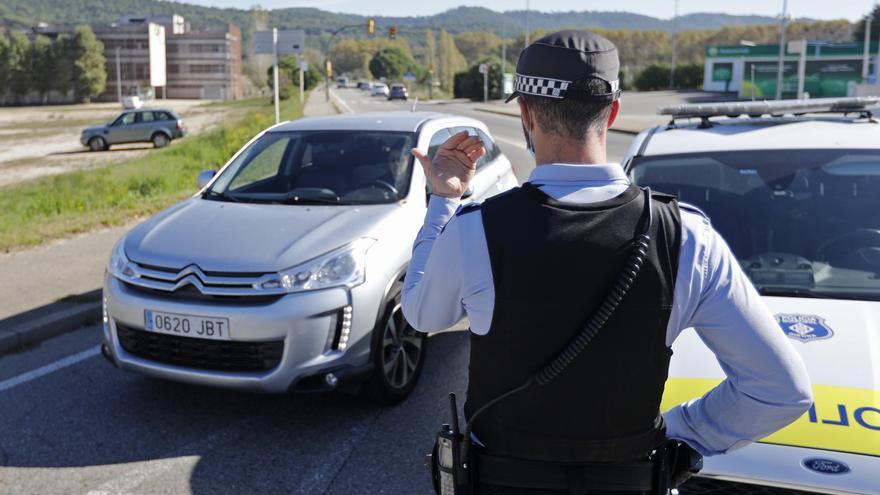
[521,79,614,143]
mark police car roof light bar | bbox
[659,97,880,126]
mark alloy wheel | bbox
[380,303,423,389]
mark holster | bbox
[652,440,703,494]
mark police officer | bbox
[403,31,813,494]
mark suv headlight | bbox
[107,239,138,280]
[265,238,376,293]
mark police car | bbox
[623,97,880,495]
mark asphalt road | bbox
[0,90,636,495]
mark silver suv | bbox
[101,112,518,403]
[81,108,186,151]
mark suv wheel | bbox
[88,136,106,152]
[368,282,427,404]
[151,133,170,149]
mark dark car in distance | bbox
[81,109,186,151]
[388,84,408,101]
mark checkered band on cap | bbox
[514,73,571,99]
[514,73,620,100]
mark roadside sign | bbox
[254,29,305,55]
[403,72,417,82]
[299,61,308,72]
[478,63,489,74]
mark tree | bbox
[266,55,322,99]
[0,31,10,101]
[454,31,501,64]
[424,29,437,74]
[52,35,73,98]
[32,35,54,102]
[369,46,416,81]
[71,25,106,103]
[7,32,31,102]
[329,38,369,75]
[436,29,466,91]
[853,5,880,43]
[454,56,504,100]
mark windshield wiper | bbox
[758,287,820,298]
[202,189,242,203]
[279,194,344,205]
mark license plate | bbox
[144,310,231,341]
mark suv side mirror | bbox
[196,169,216,189]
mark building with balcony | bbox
[166,24,243,100]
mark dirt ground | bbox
[0,99,240,188]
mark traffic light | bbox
[389,26,397,40]
[325,60,333,78]
[367,18,375,35]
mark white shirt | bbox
[402,163,813,457]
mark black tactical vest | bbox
[464,182,682,463]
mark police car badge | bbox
[776,314,834,343]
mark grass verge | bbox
[0,94,307,252]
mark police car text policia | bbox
[402,31,813,495]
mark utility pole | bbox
[669,0,679,88]
[775,0,789,100]
[115,47,122,104]
[525,0,531,46]
[501,22,507,81]
[863,14,873,83]
[272,27,280,124]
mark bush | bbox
[634,64,671,91]
[674,63,703,90]
[634,63,704,91]
[453,57,503,100]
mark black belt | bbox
[477,454,655,493]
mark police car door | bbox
[451,126,513,203]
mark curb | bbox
[0,292,102,357]
[472,106,643,136]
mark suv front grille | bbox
[117,324,284,372]
[680,477,817,495]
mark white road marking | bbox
[329,88,355,114]
[0,345,100,393]
[493,135,527,150]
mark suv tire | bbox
[151,133,170,149]
[88,136,107,152]
[367,281,427,404]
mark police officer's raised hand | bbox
[412,131,485,198]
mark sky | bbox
[185,0,878,21]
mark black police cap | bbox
[505,30,621,103]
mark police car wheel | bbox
[367,282,427,404]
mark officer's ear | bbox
[607,100,620,129]
[518,98,534,133]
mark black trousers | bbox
[477,485,648,495]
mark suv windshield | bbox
[632,149,880,301]
[206,130,415,205]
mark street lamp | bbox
[775,0,789,100]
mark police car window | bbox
[631,149,880,301]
